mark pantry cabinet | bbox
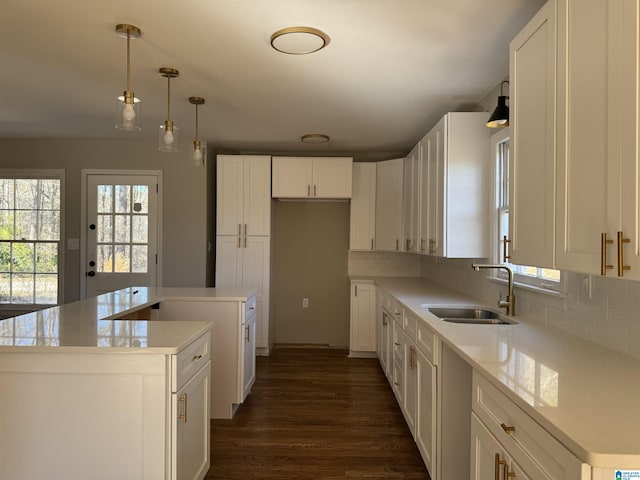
[271,156,353,199]
[349,163,377,250]
[349,281,377,357]
[375,158,404,251]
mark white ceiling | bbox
[0,0,545,160]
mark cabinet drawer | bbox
[472,371,587,479]
[416,322,439,365]
[173,332,211,392]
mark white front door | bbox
[84,173,160,298]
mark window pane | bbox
[132,216,148,243]
[521,266,538,277]
[115,185,131,213]
[0,179,14,209]
[15,210,36,240]
[13,242,35,272]
[97,185,113,213]
[35,274,58,304]
[15,179,37,210]
[39,179,61,211]
[98,245,113,273]
[36,243,58,273]
[0,210,14,240]
[132,185,149,213]
[97,214,113,243]
[0,273,9,302]
[115,215,130,243]
[541,268,561,281]
[114,245,130,273]
[0,243,10,271]
[12,274,34,303]
[38,210,60,240]
[132,245,147,273]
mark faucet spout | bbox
[471,263,515,316]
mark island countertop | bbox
[0,286,257,354]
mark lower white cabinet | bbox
[349,281,377,357]
[471,371,590,480]
[415,347,437,476]
[160,296,257,419]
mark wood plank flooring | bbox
[206,347,430,480]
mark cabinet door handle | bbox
[396,239,399,251]
[503,462,516,479]
[178,393,188,423]
[502,235,511,263]
[601,233,613,275]
[354,285,358,296]
[421,238,426,253]
[192,354,202,361]
[245,324,250,343]
[495,453,501,480]
[244,234,247,248]
[428,238,436,255]
[307,184,311,197]
[406,238,411,251]
[371,238,374,250]
[314,184,317,197]
[617,231,631,277]
[238,223,242,248]
[500,423,515,435]
[244,223,247,236]
[394,342,400,346]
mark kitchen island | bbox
[0,286,256,480]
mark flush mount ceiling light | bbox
[301,134,330,144]
[158,67,179,152]
[270,27,330,55]
[188,97,206,166]
[487,80,510,128]
[115,23,142,131]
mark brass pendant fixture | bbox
[189,97,206,166]
[158,67,180,152]
[115,24,142,131]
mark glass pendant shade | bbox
[159,121,179,152]
[190,140,206,166]
[115,93,142,130]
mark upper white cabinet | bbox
[349,162,377,251]
[423,112,489,258]
[272,156,353,199]
[509,1,556,268]
[375,158,404,251]
[402,145,421,253]
[217,155,271,236]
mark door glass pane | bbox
[115,185,131,213]
[97,185,113,213]
[97,215,113,243]
[132,185,149,213]
[132,216,148,243]
[115,215,130,243]
[98,245,113,273]
[131,245,147,273]
[114,245,130,273]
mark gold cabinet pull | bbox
[601,233,614,275]
[500,423,515,435]
[428,238,436,255]
[371,238,374,250]
[494,453,501,480]
[502,235,511,263]
[406,238,411,251]
[617,231,631,277]
[244,223,247,236]
[421,238,426,253]
[314,184,317,197]
[396,239,400,251]
[245,324,250,343]
[192,354,202,361]
[307,184,311,197]
[354,284,358,297]
[178,393,188,423]
[238,223,242,248]
[503,463,516,479]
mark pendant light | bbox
[486,80,510,128]
[188,97,206,166]
[115,24,142,130]
[158,67,180,152]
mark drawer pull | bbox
[394,342,400,346]
[500,423,515,435]
[178,393,188,423]
[192,354,202,361]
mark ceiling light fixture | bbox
[189,97,206,166]
[487,80,510,128]
[115,24,142,131]
[301,134,330,144]
[270,27,330,55]
[158,67,180,152]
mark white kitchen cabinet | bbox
[217,155,271,236]
[271,156,353,199]
[402,145,420,253]
[418,133,430,254]
[402,329,418,434]
[349,281,377,356]
[378,294,393,381]
[471,371,589,480]
[350,162,377,250]
[375,158,404,251]
[160,297,257,419]
[423,112,489,258]
[415,347,437,477]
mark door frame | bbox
[80,169,163,299]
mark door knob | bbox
[89,261,96,267]
[87,271,96,277]
[89,224,96,230]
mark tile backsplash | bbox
[349,251,640,360]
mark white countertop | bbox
[0,286,257,354]
[352,276,640,469]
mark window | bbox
[0,171,64,306]
[491,130,561,291]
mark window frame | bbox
[489,130,564,295]
[0,169,65,310]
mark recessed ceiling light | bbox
[301,134,330,144]
[271,27,330,55]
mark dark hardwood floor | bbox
[206,347,430,480]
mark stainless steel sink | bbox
[425,307,517,325]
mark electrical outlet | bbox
[302,298,309,308]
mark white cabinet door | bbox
[392,319,404,404]
[418,134,430,254]
[379,307,392,380]
[272,157,313,198]
[415,349,437,477]
[402,148,419,253]
[215,235,242,288]
[350,162,376,250]
[173,362,211,480]
[375,158,404,251]
[471,413,511,480]
[403,337,418,436]
[216,155,245,236]
[509,1,557,268]
[242,236,270,349]
[244,156,271,236]
[426,125,443,256]
[349,282,377,355]
[242,312,256,400]
[313,157,353,198]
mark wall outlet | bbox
[302,298,309,308]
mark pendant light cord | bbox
[126,30,131,92]
[167,76,171,121]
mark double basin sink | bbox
[424,306,517,325]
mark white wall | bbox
[0,138,213,303]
